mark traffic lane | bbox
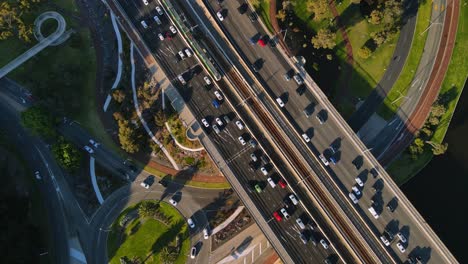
[0,103,70,264]
[184,80,329,262]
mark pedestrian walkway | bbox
[89,157,104,205]
[211,206,245,235]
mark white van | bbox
[348,192,359,204]
[267,177,276,188]
[368,206,380,219]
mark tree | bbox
[426,141,448,155]
[408,137,425,158]
[358,46,372,59]
[276,9,287,22]
[21,106,57,138]
[382,0,403,26]
[311,29,336,49]
[52,137,82,170]
[369,10,382,25]
[154,110,166,128]
[0,1,38,42]
[430,104,446,118]
[138,201,159,218]
[370,30,387,46]
[118,120,140,153]
[306,0,328,21]
[160,247,177,264]
[112,89,126,103]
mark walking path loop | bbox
[164,122,205,152]
[0,11,68,78]
[328,1,354,97]
[129,43,180,170]
[211,206,245,235]
[103,12,124,112]
[89,157,104,205]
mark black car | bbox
[252,63,260,72]
[248,11,258,22]
[237,3,248,14]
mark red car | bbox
[278,179,287,188]
[258,38,266,47]
[273,211,282,222]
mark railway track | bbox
[223,67,377,263]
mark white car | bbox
[142,0,149,6]
[396,242,406,253]
[276,97,285,107]
[140,20,148,29]
[216,10,224,21]
[187,218,195,228]
[280,208,290,219]
[348,192,359,204]
[260,166,268,175]
[89,139,99,148]
[267,177,276,188]
[169,25,177,34]
[201,118,209,127]
[153,16,162,25]
[158,33,164,40]
[184,48,192,57]
[140,182,149,189]
[235,120,244,130]
[178,50,186,60]
[155,5,164,15]
[397,232,407,243]
[215,117,223,126]
[203,228,209,239]
[320,239,329,249]
[34,171,41,180]
[190,246,197,259]
[250,153,258,162]
[296,218,305,229]
[302,133,310,142]
[319,154,329,166]
[214,90,223,100]
[380,235,390,246]
[355,177,364,187]
[169,198,177,206]
[177,74,186,85]
[352,186,361,196]
[238,136,246,145]
[84,146,94,154]
[204,76,212,85]
[289,194,299,205]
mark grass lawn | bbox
[292,0,332,32]
[387,3,468,184]
[378,0,432,119]
[108,202,190,264]
[249,0,274,33]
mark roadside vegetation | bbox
[387,5,468,184]
[378,0,432,119]
[268,0,404,113]
[107,201,190,264]
[248,0,274,32]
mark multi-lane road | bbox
[109,0,458,263]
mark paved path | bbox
[0,11,67,78]
[103,12,124,112]
[211,206,245,235]
[89,157,105,204]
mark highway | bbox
[113,0,341,262]
[191,0,456,263]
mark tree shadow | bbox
[145,220,186,262]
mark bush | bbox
[358,46,372,59]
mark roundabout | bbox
[107,201,190,264]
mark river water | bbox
[401,83,468,262]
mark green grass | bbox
[387,3,468,185]
[108,202,189,264]
[249,0,274,33]
[378,0,433,119]
[292,0,332,32]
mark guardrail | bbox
[160,0,222,81]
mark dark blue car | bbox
[212,99,220,109]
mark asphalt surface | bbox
[116,0,341,263]
[0,79,70,264]
[197,0,453,263]
[369,0,448,159]
[348,0,419,131]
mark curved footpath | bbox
[348,0,419,131]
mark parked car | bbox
[155,5,164,15]
[235,120,244,130]
[214,90,223,100]
[187,218,195,228]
